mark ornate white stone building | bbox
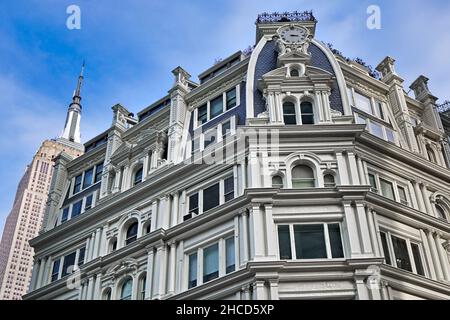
[24,12,450,300]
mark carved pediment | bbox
[278,50,311,66]
[111,142,133,160]
[108,258,139,280]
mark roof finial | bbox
[74,60,85,98]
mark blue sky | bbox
[0,0,449,233]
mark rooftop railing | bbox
[256,11,316,24]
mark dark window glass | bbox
[392,236,412,272]
[328,224,344,258]
[380,232,392,265]
[188,193,199,219]
[290,69,299,77]
[198,104,208,125]
[51,259,60,282]
[62,252,76,277]
[94,163,104,183]
[134,167,143,186]
[83,168,94,189]
[294,224,327,259]
[222,121,231,140]
[435,205,447,221]
[61,207,69,223]
[188,253,198,289]
[376,101,384,119]
[224,176,234,202]
[78,247,86,266]
[283,102,297,125]
[398,186,408,205]
[203,243,219,283]
[368,174,378,192]
[411,243,425,276]
[74,175,82,194]
[126,222,138,245]
[226,238,235,274]
[226,88,237,110]
[71,200,83,218]
[120,278,132,300]
[146,223,151,234]
[272,175,283,188]
[380,179,395,200]
[278,225,292,259]
[85,195,93,211]
[139,276,146,300]
[324,174,336,188]
[111,240,117,252]
[300,102,314,124]
[292,165,315,188]
[203,183,220,212]
[210,95,223,119]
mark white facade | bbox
[25,12,450,300]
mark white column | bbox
[315,91,324,123]
[94,228,102,258]
[355,203,373,254]
[248,148,261,188]
[343,202,362,257]
[356,157,366,185]
[131,275,139,300]
[88,232,96,261]
[157,244,167,298]
[142,152,150,181]
[264,205,278,259]
[36,258,45,289]
[347,152,360,185]
[41,256,51,287]
[250,206,265,260]
[100,227,108,256]
[435,233,450,281]
[427,230,444,280]
[86,276,95,300]
[268,280,279,300]
[168,242,177,295]
[94,274,102,300]
[413,180,426,212]
[242,210,249,265]
[241,160,247,195]
[151,200,158,231]
[254,281,266,300]
[145,248,154,299]
[29,260,40,291]
[367,209,380,256]
[419,229,436,280]
[421,184,433,215]
[162,196,171,229]
[336,152,349,185]
[171,193,179,228]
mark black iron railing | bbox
[256,11,316,24]
[437,101,450,113]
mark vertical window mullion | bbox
[323,223,332,259]
[386,232,397,268]
[219,179,225,205]
[199,190,204,215]
[406,239,418,274]
[197,248,203,286]
[206,101,211,121]
[289,224,296,260]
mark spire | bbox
[60,62,85,145]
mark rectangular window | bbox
[278,225,292,259]
[385,127,395,143]
[186,193,199,221]
[74,175,82,194]
[411,243,425,276]
[294,224,327,259]
[51,259,60,282]
[83,168,94,189]
[84,195,93,211]
[283,103,297,125]
[204,128,217,149]
[94,163,103,183]
[391,236,412,272]
[198,104,208,125]
[203,243,219,283]
[222,120,231,140]
[224,176,234,202]
[375,101,384,119]
[61,207,69,223]
[78,247,86,266]
[210,95,224,119]
[370,121,384,139]
[188,253,198,289]
[380,232,392,265]
[356,114,367,125]
[369,174,378,193]
[203,183,220,212]
[397,186,408,205]
[328,224,344,258]
[380,179,395,200]
[225,238,235,274]
[354,92,373,114]
[226,88,237,110]
[71,200,83,219]
[62,252,76,277]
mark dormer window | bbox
[300,101,314,124]
[283,102,297,125]
[290,68,300,77]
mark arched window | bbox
[427,146,436,163]
[283,102,297,125]
[290,68,299,77]
[324,174,336,188]
[103,288,111,300]
[272,175,284,188]
[143,220,151,235]
[300,101,314,124]
[435,204,447,221]
[292,165,315,188]
[120,277,133,300]
[125,222,138,245]
[110,238,117,253]
[138,275,146,300]
[134,167,143,186]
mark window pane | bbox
[356,114,367,125]
[121,279,132,300]
[51,259,60,282]
[203,243,219,283]
[369,174,378,192]
[380,179,395,200]
[71,200,83,218]
[83,168,94,189]
[188,193,199,217]
[226,88,237,110]
[224,176,234,202]
[278,225,292,259]
[85,195,93,210]
[226,238,235,274]
[435,205,447,221]
[203,183,220,212]
[380,232,392,265]
[397,187,408,205]
[222,120,231,139]
[62,252,76,277]
[294,224,327,259]
[61,207,69,223]
[188,253,198,289]
[272,175,283,188]
[292,165,315,188]
[328,224,344,258]
[283,102,296,125]
[375,101,384,119]
[210,95,223,119]
[354,92,372,114]
[204,129,217,148]
[134,167,143,185]
[78,247,86,266]
[74,175,82,194]
[385,128,395,143]
[324,174,335,188]
[198,104,207,125]
[126,222,138,245]
[411,243,425,276]
[391,236,412,272]
[370,122,384,139]
[94,163,104,183]
[300,102,314,125]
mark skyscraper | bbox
[0,66,85,300]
